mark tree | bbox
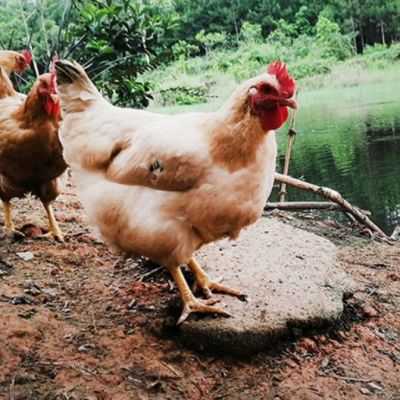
[315,15,354,60]
[0,0,180,107]
[240,21,262,43]
[195,29,226,55]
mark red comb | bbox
[267,59,295,97]
[21,50,31,65]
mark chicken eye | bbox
[42,82,48,89]
[260,84,272,95]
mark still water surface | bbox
[274,81,400,235]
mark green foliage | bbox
[362,42,400,61]
[363,43,388,55]
[172,40,199,57]
[288,58,334,80]
[268,19,297,45]
[294,6,313,35]
[240,22,262,43]
[66,0,180,108]
[0,0,179,107]
[1,0,399,107]
[195,30,227,54]
[160,87,207,106]
[315,16,354,60]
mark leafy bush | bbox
[315,16,354,61]
[240,22,263,44]
[363,43,388,56]
[157,85,208,106]
[288,58,334,80]
[67,0,180,108]
[195,30,227,54]
[362,42,400,61]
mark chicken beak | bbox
[50,93,59,104]
[280,97,297,110]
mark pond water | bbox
[274,81,400,235]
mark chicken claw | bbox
[2,226,25,238]
[41,202,64,242]
[169,265,232,324]
[178,297,232,325]
[188,258,248,301]
[40,230,64,242]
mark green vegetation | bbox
[1,0,399,108]
[0,0,179,107]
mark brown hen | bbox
[0,71,67,240]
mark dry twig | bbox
[279,91,299,202]
[136,266,164,281]
[274,173,387,237]
[17,0,39,77]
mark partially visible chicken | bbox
[0,67,20,100]
[0,50,31,76]
[0,70,67,241]
[55,59,296,322]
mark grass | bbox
[148,62,400,115]
[297,61,400,92]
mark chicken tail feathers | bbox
[54,60,86,85]
[54,60,104,113]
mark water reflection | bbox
[273,82,400,235]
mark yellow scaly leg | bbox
[2,201,24,236]
[188,257,248,301]
[41,202,64,242]
[168,265,232,324]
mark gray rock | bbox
[179,218,356,355]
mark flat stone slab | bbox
[179,217,356,355]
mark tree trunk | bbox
[234,19,239,45]
[350,16,357,53]
[381,22,386,45]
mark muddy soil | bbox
[0,179,399,400]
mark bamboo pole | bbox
[279,91,299,202]
[274,172,386,237]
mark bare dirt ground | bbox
[0,178,399,400]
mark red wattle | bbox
[53,101,60,117]
[44,99,52,115]
[44,99,60,117]
[260,105,288,131]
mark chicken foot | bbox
[1,201,24,237]
[169,265,232,324]
[188,258,248,301]
[40,202,64,242]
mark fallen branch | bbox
[274,173,386,237]
[265,201,371,215]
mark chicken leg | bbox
[41,202,64,242]
[2,201,24,236]
[188,258,247,300]
[169,265,232,324]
